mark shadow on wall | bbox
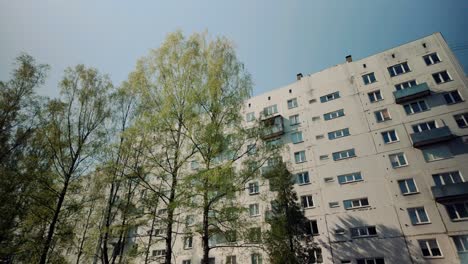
[325,214,422,264]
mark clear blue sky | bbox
[1,0,467,97]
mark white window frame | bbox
[251,253,263,264]
[423,52,441,65]
[412,120,437,133]
[395,79,417,90]
[287,98,298,109]
[226,255,237,264]
[249,203,260,217]
[374,109,391,122]
[408,207,430,225]
[301,195,314,208]
[182,260,192,264]
[403,100,429,115]
[382,130,399,144]
[184,236,193,249]
[418,239,443,258]
[320,91,340,102]
[328,128,350,140]
[337,172,363,184]
[344,198,369,209]
[398,178,419,195]
[432,70,452,84]
[263,104,278,116]
[368,90,383,103]
[291,131,303,144]
[362,72,376,85]
[306,219,319,235]
[423,145,452,162]
[453,235,468,253]
[294,151,306,163]
[248,182,259,195]
[444,90,463,104]
[356,258,385,264]
[296,171,310,185]
[246,112,255,122]
[290,114,300,125]
[454,113,468,128]
[333,149,355,161]
[446,202,468,221]
[388,62,411,77]
[389,152,408,168]
[433,171,464,186]
[350,226,377,238]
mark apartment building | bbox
[140,32,468,264]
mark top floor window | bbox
[263,105,278,116]
[320,91,340,103]
[287,98,298,109]
[362,72,376,85]
[246,112,255,122]
[395,79,417,91]
[388,62,410,77]
[423,53,441,65]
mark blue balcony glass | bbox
[393,83,431,103]
[431,182,468,202]
[410,126,454,147]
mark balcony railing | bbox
[431,182,468,202]
[261,115,284,140]
[393,82,431,104]
[410,126,455,148]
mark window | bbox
[263,104,278,116]
[356,258,385,264]
[225,230,237,243]
[305,220,319,235]
[249,204,260,217]
[319,155,329,160]
[343,198,369,209]
[337,172,363,184]
[454,113,468,128]
[248,228,261,243]
[296,171,310,185]
[329,202,340,208]
[412,121,437,133]
[418,239,442,257]
[328,128,350,140]
[183,236,193,249]
[408,207,430,225]
[226,256,237,264]
[191,160,199,170]
[388,62,410,77]
[320,91,340,103]
[290,114,300,125]
[382,130,399,144]
[433,171,464,186]
[294,151,306,163]
[291,131,303,144]
[246,112,255,122]
[182,260,191,264]
[251,253,263,264]
[312,116,320,121]
[395,79,417,90]
[247,144,256,156]
[453,235,468,253]
[423,145,452,162]
[368,90,383,102]
[324,109,345,120]
[301,195,314,208]
[374,109,391,122]
[362,72,376,85]
[423,52,441,65]
[248,182,259,195]
[444,90,463,104]
[432,70,452,84]
[185,215,195,226]
[153,228,165,236]
[324,177,334,183]
[389,153,408,168]
[287,98,298,109]
[350,226,377,238]
[403,100,429,115]
[398,179,419,195]
[332,149,356,161]
[446,202,468,221]
[152,249,166,256]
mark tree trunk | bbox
[201,193,210,264]
[39,176,70,264]
[76,201,95,264]
[144,209,158,264]
[164,173,177,264]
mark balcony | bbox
[393,83,431,104]
[410,126,455,148]
[431,182,468,202]
[261,115,284,140]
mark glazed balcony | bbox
[261,114,284,140]
[410,126,455,148]
[393,82,430,104]
[431,182,468,202]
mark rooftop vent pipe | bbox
[345,55,352,63]
[297,73,303,80]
